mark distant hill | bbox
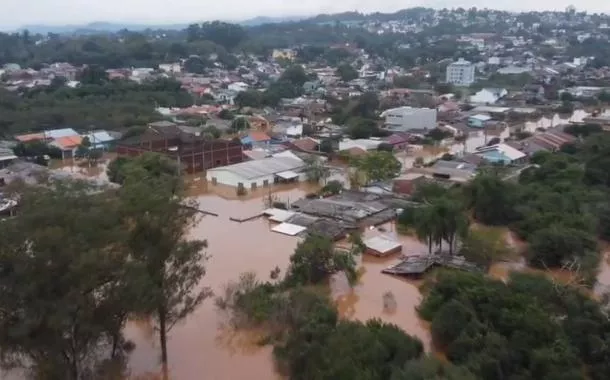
[17,15,306,34]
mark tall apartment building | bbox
[446,58,475,86]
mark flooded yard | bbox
[124,189,435,379]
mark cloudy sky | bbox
[2,0,609,30]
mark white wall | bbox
[384,107,437,131]
[206,169,306,189]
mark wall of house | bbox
[385,108,437,131]
[468,118,485,128]
[206,170,268,189]
[206,170,306,189]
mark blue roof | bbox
[85,131,114,144]
[478,150,511,164]
[45,128,79,139]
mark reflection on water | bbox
[125,189,304,380]
[125,195,436,379]
[521,110,589,134]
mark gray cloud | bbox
[1,0,608,30]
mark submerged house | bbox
[474,143,527,165]
[206,152,305,189]
[116,123,243,173]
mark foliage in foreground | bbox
[0,152,210,378]
[420,270,610,380]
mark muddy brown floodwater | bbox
[125,183,435,380]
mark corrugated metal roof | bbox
[208,156,304,180]
[45,128,79,139]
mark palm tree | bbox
[432,199,469,255]
[413,198,469,255]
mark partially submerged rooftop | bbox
[290,191,397,226]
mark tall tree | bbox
[119,154,211,368]
[351,151,401,184]
[0,181,134,379]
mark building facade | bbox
[381,107,437,132]
[116,126,243,174]
[446,58,475,86]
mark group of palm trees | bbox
[402,197,470,256]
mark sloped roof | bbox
[207,155,304,180]
[45,128,79,139]
[15,133,45,142]
[53,135,82,150]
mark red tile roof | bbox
[249,131,271,142]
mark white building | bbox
[469,88,508,104]
[206,154,305,189]
[227,81,249,93]
[158,63,181,73]
[446,58,475,86]
[380,106,437,132]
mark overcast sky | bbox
[2,0,609,30]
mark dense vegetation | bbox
[0,153,209,378]
[420,270,610,380]
[0,69,194,136]
[397,131,610,283]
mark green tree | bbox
[230,116,250,133]
[351,151,401,184]
[119,154,212,367]
[234,90,263,108]
[460,226,512,269]
[0,181,134,379]
[527,225,597,268]
[431,198,470,255]
[283,234,358,287]
[463,173,518,225]
[303,156,330,184]
[393,357,476,380]
[280,65,309,87]
[336,63,359,82]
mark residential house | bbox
[474,143,527,165]
[227,82,249,93]
[467,114,493,128]
[506,128,576,155]
[383,133,411,150]
[381,106,437,132]
[50,135,82,159]
[559,86,605,98]
[272,49,296,61]
[84,130,116,150]
[158,63,181,73]
[241,131,272,148]
[286,137,319,153]
[213,89,238,105]
[0,148,17,169]
[469,88,508,104]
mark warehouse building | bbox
[380,106,437,132]
[206,153,305,189]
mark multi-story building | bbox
[446,58,475,86]
[116,122,243,174]
[381,106,437,132]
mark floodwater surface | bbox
[125,191,434,379]
[125,188,305,380]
